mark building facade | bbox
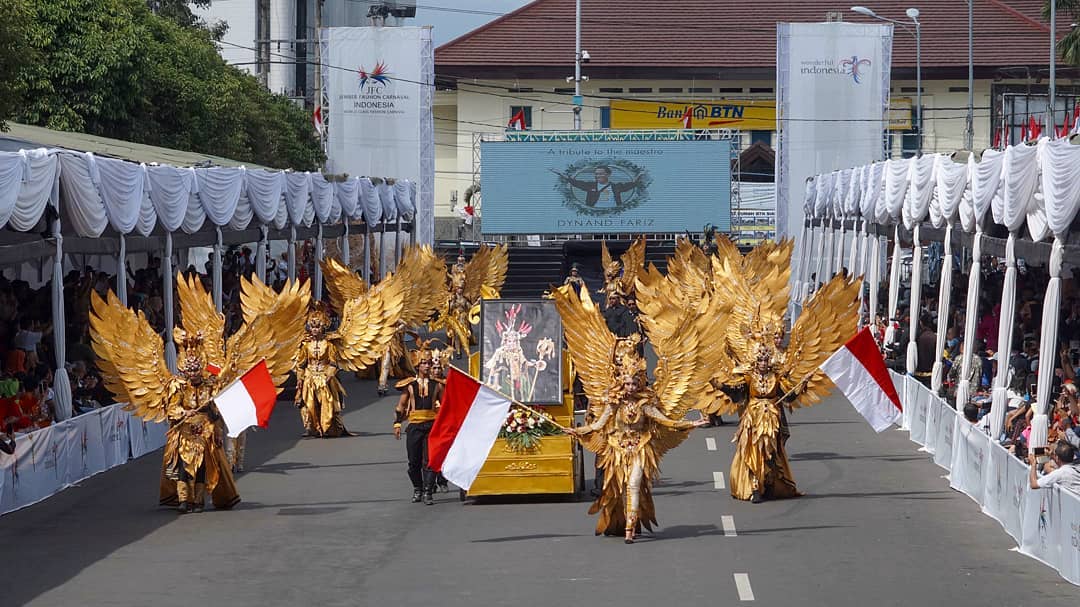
[433,0,1072,239]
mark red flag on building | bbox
[313,106,324,136]
[681,106,693,129]
[508,108,527,131]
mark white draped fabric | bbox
[1032,238,1065,450]
[314,223,324,301]
[284,172,312,228]
[1039,138,1080,234]
[971,149,1004,230]
[212,227,223,313]
[335,178,360,220]
[955,229,983,410]
[50,218,72,421]
[244,169,285,225]
[377,181,398,222]
[906,224,923,375]
[930,222,954,392]
[930,156,968,229]
[887,224,902,322]
[848,221,860,280]
[92,154,145,235]
[359,178,381,225]
[146,166,195,232]
[0,149,58,231]
[163,232,177,372]
[394,180,416,219]
[989,233,1019,440]
[256,225,268,283]
[868,232,881,324]
[883,158,910,221]
[57,153,109,238]
[903,154,936,230]
[311,174,334,224]
[1001,143,1040,232]
[117,234,128,306]
[341,223,351,265]
[195,167,245,227]
[821,223,835,282]
[793,221,810,305]
[835,221,846,277]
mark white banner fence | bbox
[890,370,1080,584]
[0,404,166,516]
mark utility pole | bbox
[258,0,270,87]
[1049,0,1057,136]
[964,0,973,149]
[315,0,326,157]
[573,0,582,130]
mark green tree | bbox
[0,0,36,130]
[1047,1,1080,65]
[16,0,323,170]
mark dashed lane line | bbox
[705,437,717,451]
[721,515,737,537]
[712,471,725,489]
[734,573,755,601]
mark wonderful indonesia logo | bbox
[800,56,872,84]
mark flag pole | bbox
[447,365,576,434]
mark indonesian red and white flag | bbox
[313,105,324,136]
[507,108,527,131]
[681,106,693,129]
[428,367,513,490]
[215,360,278,438]
[820,327,903,432]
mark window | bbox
[659,87,683,93]
[949,86,969,93]
[628,87,653,93]
[689,87,712,93]
[900,86,923,93]
[718,87,743,93]
[750,130,772,147]
[599,87,624,93]
[554,87,575,94]
[507,87,534,93]
[509,106,533,128]
[900,103,921,158]
[601,106,611,129]
[749,87,773,94]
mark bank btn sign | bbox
[480,139,731,234]
[610,99,775,130]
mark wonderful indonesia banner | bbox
[776,22,893,239]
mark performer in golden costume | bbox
[698,241,860,503]
[321,246,448,397]
[293,266,410,437]
[599,238,645,306]
[429,244,508,357]
[553,284,723,543]
[90,274,308,512]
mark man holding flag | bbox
[394,343,445,505]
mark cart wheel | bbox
[458,489,467,502]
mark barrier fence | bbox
[891,370,1080,584]
[0,403,166,515]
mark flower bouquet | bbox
[499,406,560,453]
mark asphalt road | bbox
[1,374,1077,606]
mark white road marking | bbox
[705,437,717,451]
[712,471,726,489]
[721,515,737,537]
[734,573,755,601]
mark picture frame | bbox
[479,298,563,405]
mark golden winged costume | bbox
[90,274,308,512]
[430,244,508,356]
[599,238,645,308]
[699,240,860,503]
[554,284,725,543]
[292,266,407,437]
[322,246,448,396]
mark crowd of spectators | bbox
[0,240,324,446]
[866,245,1080,490]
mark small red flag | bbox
[507,108,526,131]
[681,106,693,129]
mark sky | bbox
[413,0,534,47]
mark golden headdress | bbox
[409,337,437,366]
[305,301,332,334]
[612,334,647,384]
[174,329,208,377]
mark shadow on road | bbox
[471,533,582,543]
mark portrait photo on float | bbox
[479,299,563,405]
[549,158,652,216]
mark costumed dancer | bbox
[321,248,448,396]
[393,342,444,505]
[89,274,308,512]
[430,244,508,358]
[553,284,723,544]
[703,245,860,503]
[292,278,407,438]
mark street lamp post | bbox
[852,6,921,155]
[573,0,582,131]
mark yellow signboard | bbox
[610,99,775,130]
[888,97,913,131]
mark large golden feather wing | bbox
[551,285,616,414]
[482,243,509,295]
[220,278,312,391]
[782,274,862,409]
[396,245,449,326]
[619,238,646,297]
[709,254,756,364]
[743,238,793,319]
[239,273,281,324]
[89,290,175,422]
[331,272,406,371]
[321,256,368,314]
[462,245,493,302]
[175,273,226,364]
